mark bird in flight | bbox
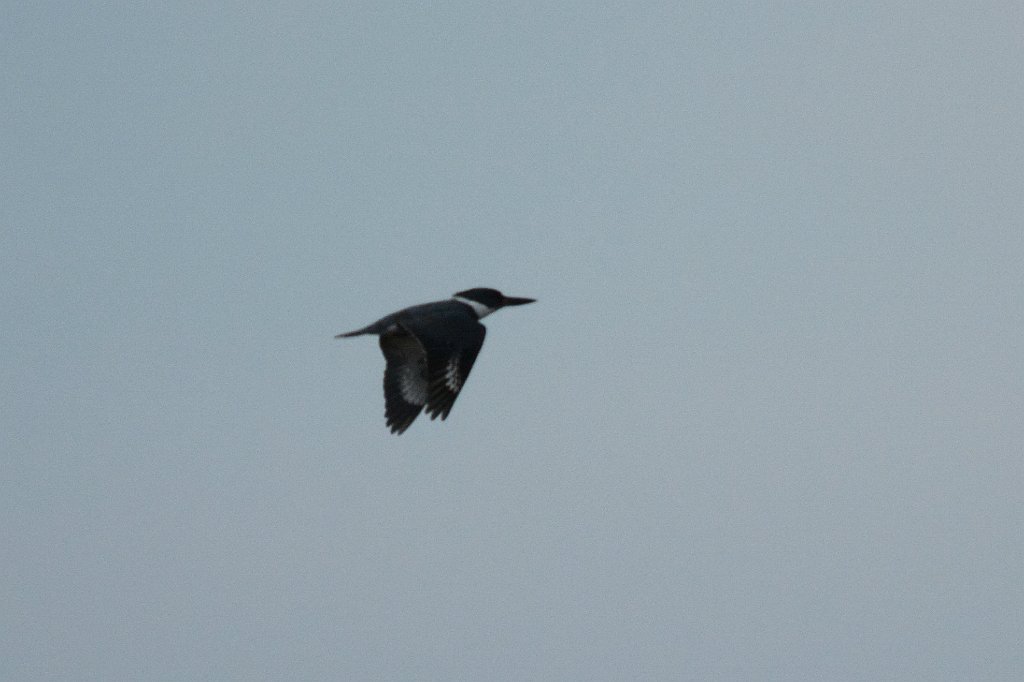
[336,288,536,434]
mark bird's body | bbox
[336,288,535,434]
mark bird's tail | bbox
[334,324,377,338]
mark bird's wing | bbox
[378,325,428,434]
[405,318,487,421]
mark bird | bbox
[336,287,536,434]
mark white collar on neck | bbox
[453,296,496,319]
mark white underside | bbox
[399,366,427,405]
[453,296,496,319]
[444,354,463,392]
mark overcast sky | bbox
[3,3,1022,679]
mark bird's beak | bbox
[502,296,536,306]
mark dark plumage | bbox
[336,288,535,434]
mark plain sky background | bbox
[3,2,1021,679]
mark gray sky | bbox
[3,3,1021,679]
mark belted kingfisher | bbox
[336,288,536,434]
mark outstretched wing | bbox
[419,321,487,421]
[378,326,428,434]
